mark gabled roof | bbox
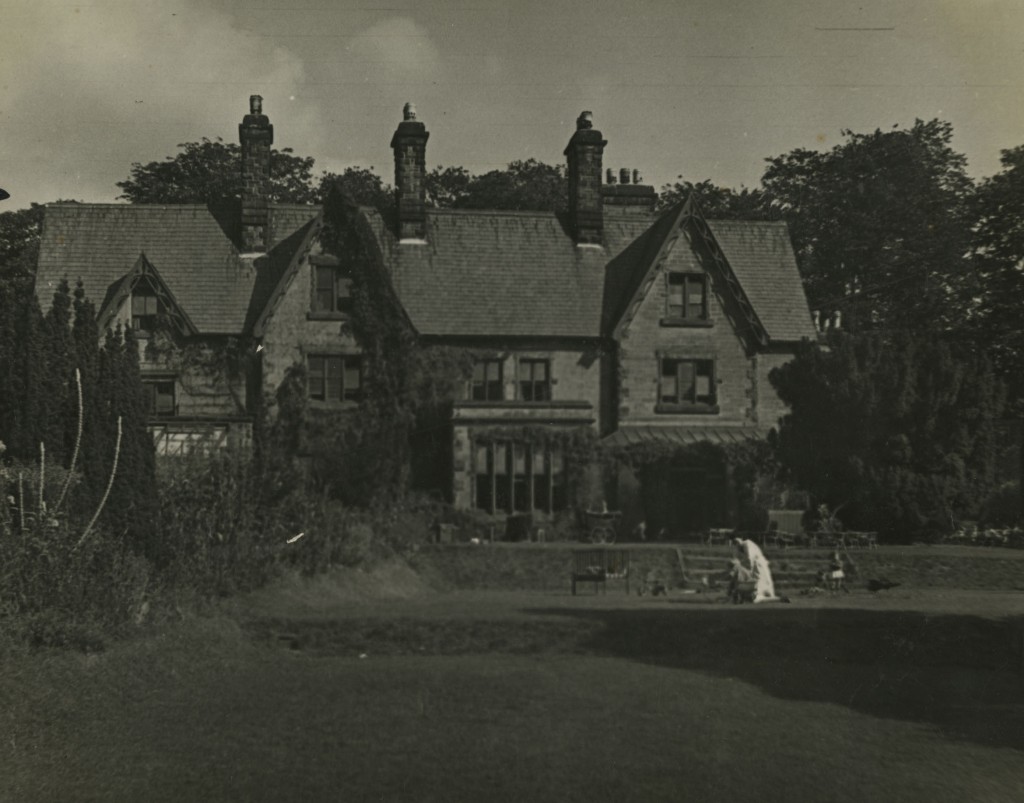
[604,198,817,347]
[357,199,815,345]
[708,219,817,342]
[97,252,198,335]
[36,203,319,335]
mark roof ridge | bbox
[46,202,209,210]
[427,208,559,218]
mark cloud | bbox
[343,17,442,84]
[0,0,322,205]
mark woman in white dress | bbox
[732,537,778,603]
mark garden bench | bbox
[571,548,631,595]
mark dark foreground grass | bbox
[2,586,1024,802]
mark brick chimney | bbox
[564,111,607,245]
[390,102,429,241]
[239,94,273,253]
[601,166,656,216]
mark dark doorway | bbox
[638,451,728,539]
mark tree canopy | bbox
[761,120,975,334]
[318,166,394,212]
[0,204,45,283]
[658,179,770,219]
[116,138,319,205]
[427,159,567,211]
[969,144,1024,410]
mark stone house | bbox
[34,97,816,535]
[325,104,817,535]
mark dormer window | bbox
[665,272,708,323]
[312,264,353,317]
[131,278,164,334]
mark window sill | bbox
[306,312,350,321]
[655,403,719,415]
[307,399,360,410]
[457,400,591,409]
[659,318,713,328]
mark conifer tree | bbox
[0,277,45,458]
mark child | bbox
[827,551,848,594]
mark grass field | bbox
[2,562,1024,802]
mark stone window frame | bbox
[470,357,504,401]
[306,353,363,405]
[472,439,567,515]
[308,256,353,320]
[661,271,713,327]
[655,351,719,415]
[516,356,553,402]
[141,373,177,418]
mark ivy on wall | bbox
[144,330,257,414]
[278,187,475,505]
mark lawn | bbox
[2,568,1023,802]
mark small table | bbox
[707,528,734,547]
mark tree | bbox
[0,204,45,283]
[425,165,472,208]
[0,270,45,458]
[429,159,567,211]
[658,179,771,219]
[318,167,394,213]
[116,138,318,204]
[970,144,1024,409]
[769,331,1004,541]
[761,120,975,333]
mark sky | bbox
[2,0,1023,208]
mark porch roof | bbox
[602,425,770,448]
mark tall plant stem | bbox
[38,441,45,516]
[17,472,24,532]
[77,416,121,550]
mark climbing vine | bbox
[282,186,475,504]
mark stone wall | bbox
[260,248,360,411]
[617,247,753,425]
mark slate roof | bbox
[35,203,320,335]
[362,208,654,338]
[361,202,815,343]
[708,220,817,342]
[36,197,814,345]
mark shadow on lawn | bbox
[527,605,1024,751]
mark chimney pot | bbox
[391,104,429,240]
[564,112,607,244]
[606,168,616,185]
[619,168,630,185]
[633,169,641,184]
[239,95,273,253]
